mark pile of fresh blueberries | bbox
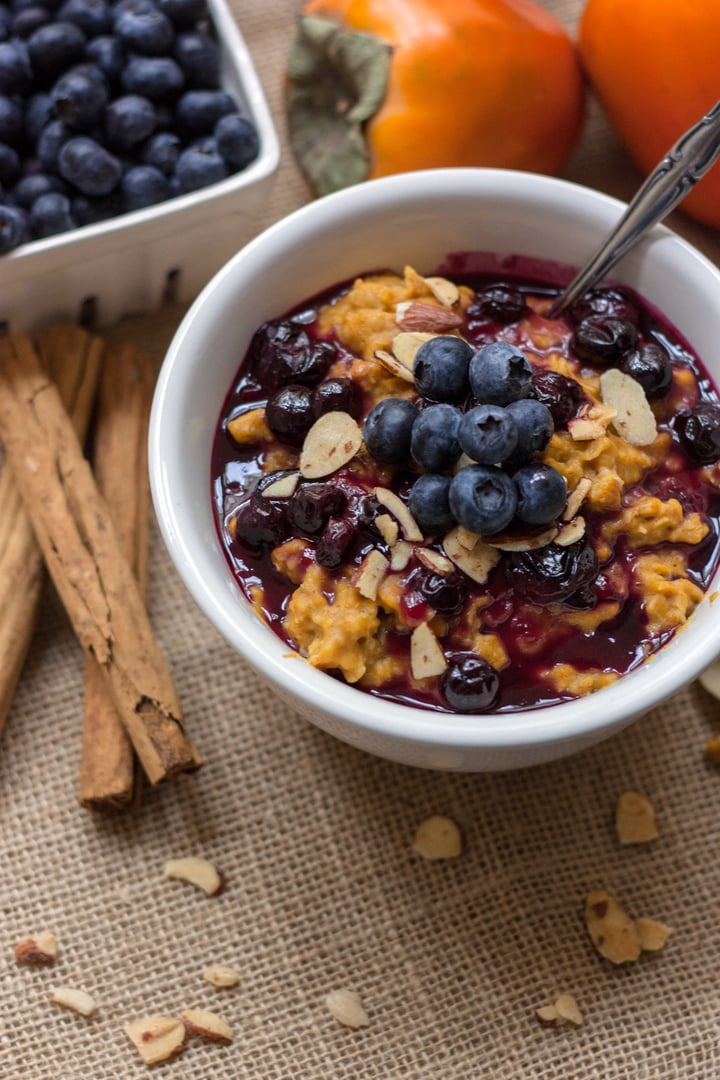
[0,0,260,252]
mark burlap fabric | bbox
[2,2,720,1076]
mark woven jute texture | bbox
[2,1,720,1077]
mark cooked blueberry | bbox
[363,396,418,464]
[51,65,108,128]
[58,135,121,195]
[311,377,360,419]
[232,496,288,553]
[173,142,226,191]
[0,39,33,92]
[27,22,85,82]
[24,90,52,142]
[410,402,461,471]
[531,368,587,427]
[505,540,599,605]
[458,404,518,465]
[59,0,110,35]
[121,162,169,208]
[504,398,554,466]
[673,404,720,465]
[105,93,155,149]
[173,28,218,87]
[175,88,234,134]
[0,202,30,251]
[468,283,526,323]
[0,94,23,145]
[248,321,335,391]
[408,472,455,535]
[121,55,184,100]
[568,286,639,326]
[620,342,672,399]
[0,140,20,184]
[572,315,637,366]
[449,464,517,535]
[442,653,499,711]
[316,516,357,568]
[417,569,464,615]
[290,482,346,534]
[413,335,472,403]
[215,112,258,170]
[13,5,50,36]
[265,383,314,445]
[9,170,64,207]
[29,189,74,235]
[84,33,123,82]
[513,462,566,525]
[116,6,173,54]
[469,341,533,405]
[156,0,206,29]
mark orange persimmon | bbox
[580,0,720,228]
[286,0,584,196]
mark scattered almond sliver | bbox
[300,412,363,479]
[412,814,462,860]
[635,917,673,952]
[415,547,454,575]
[14,932,57,966]
[535,994,583,1027]
[487,524,559,552]
[259,472,300,499]
[375,348,415,383]
[410,622,447,679]
[443,527,500,584]
[374,487,423,541]
[391,330,435,369]
[124,1016,187,1066]
[600,368,658,446]
[615,790,659,845]
[164,856,225,897]
[555,516,586,547]
[325,989,370,1029]
[423,275,460,307]
[585,889,641,965]
[203,964,241,989]
[568,402,617,441]
[389,539,412,571]
[352,550,389,601]
[563,477,592,521]
[181,1008,233,1044]
[375,513,399,546]
[49,986,96,1017]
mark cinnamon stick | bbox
[79,343,155,811]
[0,326,102,736]
[0,333,201,785]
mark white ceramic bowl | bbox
[149,168,720,771]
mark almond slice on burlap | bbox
[585,889,641,964]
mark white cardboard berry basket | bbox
[0,0,280,331]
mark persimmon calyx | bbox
[286,15,392,196]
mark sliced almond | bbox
[352,550,389,601]
[410,622,447,679]
[203,964,240,989]
[455,525,481,551]
[325,989,370,1029]
[487,524,559,552]
[555,516,586,547]
[615,791,659,845]
[259,471,300,499]
[535,1004,561,1026]
[374,487,423,542]
[375,348,415,383]
[442,526,500,585]
[49,986,96,1017]
[181,1008,233,1044]
[585,889,641,965]
[635,917,673,952]
[554,994,583,1026]
[124,1016,186,1066]
[300,412,363,479]
[568,403,617,442]
[390,539,413,571]
[600,368,658,446]
[424,275,460,307]
[391,330,435,369]
[164,857,225,897]
[415,548,454,575]
[375,513,399,546]
[14,932,57,966]
[563,477,593,521]
[412,814,462,859]
[396,301,463,333]
[698,659,720,699]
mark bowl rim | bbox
[150,166,720,751]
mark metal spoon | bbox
[549,99,720,317]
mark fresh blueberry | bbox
[84,33,123,81]
[29,189,75,235]
[140,128,178,173]
[443,653,499,712]
[9,170,63,207]
[0,3,11,38]
[416,569,465,615]
[173,29,218,87]
[410,402,461,472]
[13,5,51,36]
[105,93,155,149]
[311,376,360,419]
[504,398,554,466]
[620,342,672,399]
[71,187,121,223]
[505,540,599,605]
[568,286,639,327]
[51,65,108,128]
[265,384,315,445]
[24,90,52,142]
[0,202,30,251]
[173,141,226,191]
[0,94,23,145]
[316,516,357,569]
[214,112,258,170]
[289,483,346,535]
[156,0,206,29]
[458,403,518,465]
[59,0,110,35]
[57,134,121,194]
[363,396,418,464]
[531,368,587,428]
[572,315,637,366]
[512,462,566,526]
[0,39,33,92]
[469,341,533,405]
[115,6,174,54]
[412,334,472,403]
[175,88,234,133]
[121,162,169,209]
[121,55,184,100]
[673,404,720,465]
[0,140,20,183]
[36,116,71,167]
[449,464,517,535]
[468,283,526,324]
[27,21,86,82]
[408,472,455,535]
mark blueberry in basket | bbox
[0,0,261,250]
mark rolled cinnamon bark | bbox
[0,333,201,785]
